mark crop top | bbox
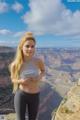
[19,59,39,80]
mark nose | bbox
[28,47,33,51]
[29,46,32,49]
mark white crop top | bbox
[19,59,39,80]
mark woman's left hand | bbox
[30,76,40,81]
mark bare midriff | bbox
[19,80,40,93]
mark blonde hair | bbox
[9,32,36,92]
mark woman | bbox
[9,32,45,120]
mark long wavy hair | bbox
[9,32,36,92]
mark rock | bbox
[52,84,80,120]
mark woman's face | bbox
[22,40,35,58]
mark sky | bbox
[0,0,80,48]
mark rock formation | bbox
[52,82,80,120]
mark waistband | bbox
[17,89,40,96]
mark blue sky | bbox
[0,0,80,48]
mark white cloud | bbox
[0,29,12,35]
[0,29,25,38]
[0,30,26,47]
[0,40,18,47]
[13,31,25,37]
[0,2,9,13]
[12,2,23,13]
[22,0,80,37]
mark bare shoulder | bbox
[11,61,15,67]
[34,57,45,70]
[10,61,16,70]
[34,57,44,64]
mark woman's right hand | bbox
[19,78,31,85]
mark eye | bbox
[31,45,35,48]
[25,45,30,48]
[25,45,35,48]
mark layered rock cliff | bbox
[0,47,80,120]
[52,83,80,120]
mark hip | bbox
[19,84,40,94]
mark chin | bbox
[26,54,33,57]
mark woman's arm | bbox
[38,58,45,80]
[11,77,31,85]
[11,78,24,85]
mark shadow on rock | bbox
[38,82,63,120]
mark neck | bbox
[23,56,33,62]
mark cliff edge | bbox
[52,82,80,120]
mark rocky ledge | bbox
[52,83,80,120]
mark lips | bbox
[29,52,32,54]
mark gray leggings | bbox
[14,89,40,120]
